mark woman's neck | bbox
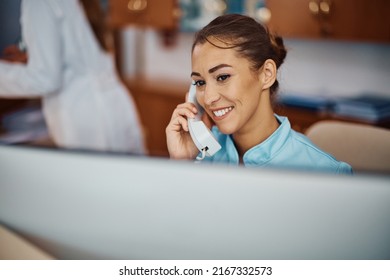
[233,93,279,161]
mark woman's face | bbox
[191,38,265,136]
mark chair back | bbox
[305,121,390,173]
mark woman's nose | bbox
[203,86,220,106]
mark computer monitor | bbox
[0,144,389,259]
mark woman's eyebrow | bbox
[209,64,232,74]
[190,72,201,77]
[190,64,232,77]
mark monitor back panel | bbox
[1,145,390,259]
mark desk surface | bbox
[0,224,54,260]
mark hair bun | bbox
[268,32,287,68]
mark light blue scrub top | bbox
[202,115,353,174]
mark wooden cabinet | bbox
[107,0,389,42]
[107,0,179,29]
[266,0,390,42]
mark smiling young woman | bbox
[166,14,352,174]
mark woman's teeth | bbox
[213,106,233,117]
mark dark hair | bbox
[80,0,110,52]
[192,14,287,96]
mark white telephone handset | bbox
[187,82,221,160]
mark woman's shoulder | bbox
[287,129,353,174]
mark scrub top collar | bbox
[223,114,291,166]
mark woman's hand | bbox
[166,101,200,160]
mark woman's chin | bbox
[215,124,236,135]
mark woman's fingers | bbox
[170,115,189,132]
[170,103,198,121]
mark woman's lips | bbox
[211,106,234,119]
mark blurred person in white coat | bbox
[0,0,146,154]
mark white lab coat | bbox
[0,0,146,154]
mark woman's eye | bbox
[217,74,230,82]
[194,80,205,87]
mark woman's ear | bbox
[260,59,277,90]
